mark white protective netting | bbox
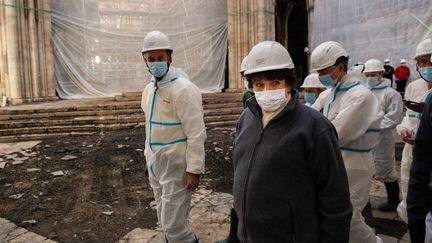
[51,0,227,99]
[312,0,432,81]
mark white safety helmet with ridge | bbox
[141,31,173,53]
[400,59,407,64]
[310,41,348,71]
[364,59,385,73]
[413,38,432,60]
[301,73,325,88]
[244,41,294,75]
[240,55,248,73]
[384,58,390,63]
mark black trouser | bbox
[396,79,407,92]
[226,208,240,243]
[409,218,425,243]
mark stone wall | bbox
[0,0,56,105]
[226,0,314,92]
[226,0,276,92]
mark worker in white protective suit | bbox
[140,31,206,243]
[300,73,326,106]
[311,88,331,112]
[397,38,432,223]
[311,41,384,243]
[363,59,404,212]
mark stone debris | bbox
[26,168,41,172]
[51,171,65,177]
[135,148,143,152]
[117,144,129,148]
[21,220,37,225]
[118,228,159,243]
[11,161,24,165]
[9,193,24,200]
[20,151,36,157]
[0,141,41,155]
[149,201,157,209]
[6,154,17,159]
[214,147,223,153]
[102,211,114,216]
[0,162,6,169]
[61,155,78,161]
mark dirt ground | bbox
[0,127,234,243]
[0,127,406,242]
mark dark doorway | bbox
[275,0,308,89]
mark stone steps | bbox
[0,92,244,141]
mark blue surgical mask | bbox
[318,74,337,87]
[366,76,379,87]
[419,66,432,82]
[304,93,317,104]
[148,62,169,78]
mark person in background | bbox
[233,40,352,242]
[396,38,432,223]
[407,53,432,243]
[383,59,395,86]
[240,56,254,108]
[363,59,404,212]
[300,73,326,106]
[395,59,411,96]
[140,31,206,243]
[311,41,383,243]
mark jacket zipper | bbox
[242,128,263,240]
[288,201,297,242]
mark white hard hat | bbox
[364,59,385,73]
[301,73,325,88]
[400,59,407,64]
[141,31,172,53]
[310,41,348,71]
[384,58,390,63]
[240,55,248,73]
[413,38,432,60]
[244,41,294,75]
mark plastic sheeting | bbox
[312,0,432,80]
[51,0,227,99]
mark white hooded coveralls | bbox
[312,88,331,111]
[323,75,383,243]
[141,67,207,243]
[368,78,403,183]
[396,78,430,223]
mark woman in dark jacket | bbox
[232,41,353,243]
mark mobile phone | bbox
[403,100,421,106]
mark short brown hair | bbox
[245,68,296,89]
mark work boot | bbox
[378,181,400,212]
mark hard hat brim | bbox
[244,63,294,75]
[141,46,173,53]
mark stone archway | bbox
[275,0,309,88]
[226,0,313,92]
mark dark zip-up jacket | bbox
[233,90,352,243]
[407,97,432,243]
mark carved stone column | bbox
[0,0,57,105]
[226,0,275,92]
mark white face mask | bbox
[255,89,289,112]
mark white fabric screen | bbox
[51,0,227,99]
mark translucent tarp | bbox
[51,0,227,99]
[312,0,432,80]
